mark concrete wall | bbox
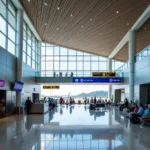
[22,63,41,103]
[112,54,150,103]
[0,46,41,115]
[0,46,16,90]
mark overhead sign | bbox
[43,86,59,89]
[72,77,122,83]
[92,72,116,77]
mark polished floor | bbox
[0,105,150,150]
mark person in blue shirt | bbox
[143,105,150,117]
[130,104,144,124]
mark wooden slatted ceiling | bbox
[114,18,150,61]
[19,0,150,58]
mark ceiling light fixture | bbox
[144,27,147,30]
[127,23,130,26]
[81,26,84,28]
[70,14,73,17]
[90,18,92,21]
[44,2,48,6]
[57,7,60,10]
[45,23,47,26]
[28,0,30,2]
[116,11,119,14]
[56,28,59,30]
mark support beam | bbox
[128,30,136,101]
[16,9,24,114]
[109,5,150,59]
[108,58,112,101]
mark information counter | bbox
[30,103,49,114]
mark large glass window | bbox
[0,0,17,55]
[23,21,40,70]
[0,32,6,49]
[41,43,108,77]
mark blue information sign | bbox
[72,77,122,83]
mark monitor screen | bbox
[13,81,24,91]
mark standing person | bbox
[94,97,97,104]
[25,97,32,115]
[60,97,63,104]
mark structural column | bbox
[128,30,136,101]
[16,9,24,114]
[107,58,112,101]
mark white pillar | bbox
[16,9,24,114]
[108,58,112,101]
[128,30,136,101]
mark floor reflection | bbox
[0,105,150,150]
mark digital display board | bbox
[13,81,24,91]
[72,77,122,83]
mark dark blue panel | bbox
[72,77,122,83]
[13,81,24,91]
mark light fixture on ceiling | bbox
[57,7,60,10]
[144,27,147,30]
[45,23,47,26]
[127,23,130,26]
[81,26,84,28]
[56,28,59,30]
[44,2,48,6]
[116,11,119,14]
[28,0,30,2]
[90,18,92,21]
[70,14,73,17]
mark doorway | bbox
[0,90,6,118]
[33,93,39,103]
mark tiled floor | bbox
[0,105,150,150]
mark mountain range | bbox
[74,90,108,98]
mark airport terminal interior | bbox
[1,0,150,150]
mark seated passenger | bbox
[130,104,144,124]
[127,103,139,118]
[142,105,150,118]
[119,98,128,111]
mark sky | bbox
[41,84,108,96]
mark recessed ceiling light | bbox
[56,28,59,30]
[70,14,73,17]
[81,26,84,28]
[144,27,147,30]
[44,2,48,6]
[28,0,30,2]
[45,23,47,26]
[90,18,92,21]
[57,7,60,10]
[116,11,119,14]
[127,23,130,26]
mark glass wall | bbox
[41,43,108,77]
[136,45,150,62]
[0,0,17,55]
[23,21,40,70]
[112,59,124,71]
